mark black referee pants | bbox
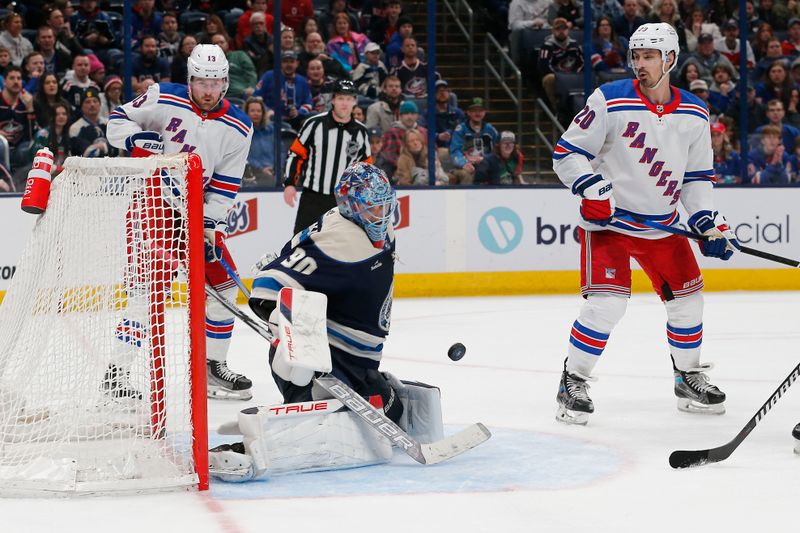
[293,189,338,235]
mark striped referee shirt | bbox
[283,110,373,194]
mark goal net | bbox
[0,154,208,495]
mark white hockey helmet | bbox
[187,44,229,103]
[627,23,680,76]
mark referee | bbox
[283,79,373,234]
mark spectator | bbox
[352,42,388,100]
[0,13,34,66]
[132,0,163,46]
[757,0,789,32]
[368,0,403,47]
[280,27,301,56]
[211,33,257,99]
[729,83,767,130]
[267,0,314,33]
[131,35,170,94]
[548,0,583,29]
[735,0,762,34]
[61,55,100,117]
[756,61,795,111]
[708,63,736,114]
[394,128,449,186]
[683,32,736,85]
[648,0,687,51]
[689,79,722,119]
[307,58,335,112]
[366,74,404,132]
[792,57,800,89]
[392,37,438,99]
[35,26,71,78]
[590,16,629,73]
[171,35,197,85]
[319,0,360,41]
[756,99,800,150]
[70,0,116,58]
[754,38,788,81]
[382,99,426,172]
[88,53,106,88]
[476,130,526,185]
[299,17,321,44]
[0,67,34,173]
[449,97,499,185]
[675,57,701,89]
[751,22,775,61]
[782,18,800,59]
[508,0,550,32]
[591,0,625,22]
[30,102,71,174]
[254,50,313,130]
[46,7,83,57]
[99,75,122,123]
[157,12,183,64]
[197,15,229,45]
[353,105,366,122]
[385,15,414,71]
[33,72,71,128]
[0,47,10,77]
[299,31,347,80]
[538,18,584,111]
[746,124,791,183]
[613,0,646,41]
[243,12,274,77]
[237,0,274,49]
[684,7,721,52]
[22,52,45,95]
[368,126,393,178]
[244,96,277,186]
[710,121,741,184]
[326,12,370,74]
[716,19,755,69]
[789,134,800,181]
[433,79,464,156]
[69,87,113,158]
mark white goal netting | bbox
[0,154,207,495]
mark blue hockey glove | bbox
[125,131,164,158]
[204,218,228,262]
[687,210,740,261]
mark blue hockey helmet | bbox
[334,162,396,247]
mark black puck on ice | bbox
[448,342,466,361]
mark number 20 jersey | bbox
[553,79,716,239]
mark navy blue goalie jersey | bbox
[251,208,395,364]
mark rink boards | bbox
[1,186,798,300]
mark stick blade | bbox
[669,449,711,469]
[420,423,492,465]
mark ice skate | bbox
[672,357,725,415]
[556,359,595,425]
[792,423,800,454]
[207,360,253,401]
[102,364,143,400]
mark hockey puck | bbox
[448,342,466,361]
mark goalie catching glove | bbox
[687,210,739,260]
[125,131,164,158]
[204,217,228,262]
[573,174,615,226]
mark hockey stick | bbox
[615,215,800,268]
[218,256,252,298]
[203,284,492,465]
[669,362,800,468]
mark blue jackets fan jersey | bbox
[553,79,717,239]
[251,209,395,366]
[106,82,253,224]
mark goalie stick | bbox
[203,284,492,465]
[669,362,800,468]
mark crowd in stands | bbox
[492,0,800,184]
[0,0,526,192]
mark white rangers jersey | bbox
[553,79,716,239]
[107,82,253,224]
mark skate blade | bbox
[676,398,725,415]
[208,386,253,401]
[556,405,590,425]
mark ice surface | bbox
[3,291,800,532]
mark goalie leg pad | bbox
[209,442,256,482]
[390,376,444,444]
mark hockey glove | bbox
[687,210,740,261]
[204,218,228,262]
[125,131,164,158]
[573,174,615,226]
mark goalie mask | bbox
[187,44,229,108]
[334,163,396,248]
[627,23,679,90]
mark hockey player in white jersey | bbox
[107,44,255,400]
[552,23,739,425]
